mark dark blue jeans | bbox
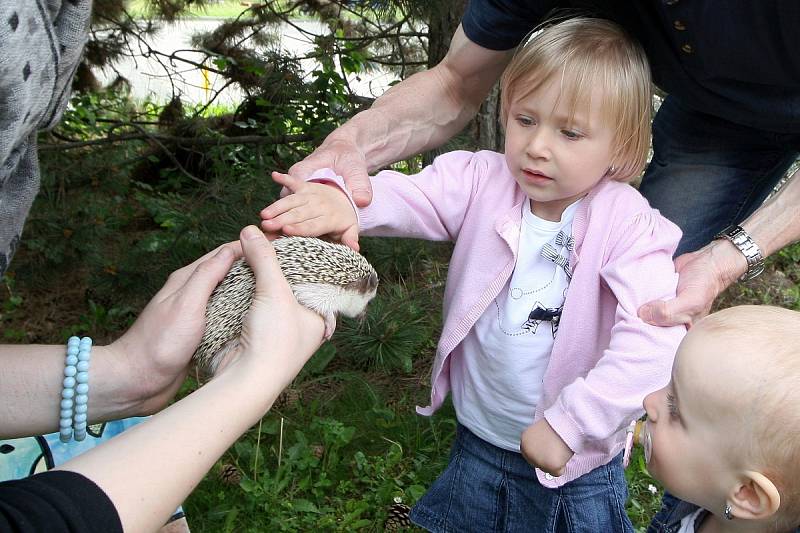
[639,97,800,255]
[410,424,633,533]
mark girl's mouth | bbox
[522,169,553,183]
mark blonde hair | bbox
[697,306,800,530]
[499,17,652,181]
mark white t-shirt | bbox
[678,508,706,533]
[451,198,580,451]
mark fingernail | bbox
[242,226,261,240]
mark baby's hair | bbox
[698,306,800,529]
[499,17,651,182]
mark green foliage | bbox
[185,409,449,532]
[0,276,25,341]
[625,448,663,532]
[335,284,436,373]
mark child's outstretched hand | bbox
[520,419,574,477]
[260,171,361,251]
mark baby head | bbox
[499,17,651,220]
[643,305,800,531]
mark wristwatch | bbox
[713,224,765,281]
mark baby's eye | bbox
[666,392,680,419]
[561,129,582,140]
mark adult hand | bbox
[216,226,324,387]
[108,241,243,414]
[638,240,746,327]
[288,137,373,208]
[520,419,574,477]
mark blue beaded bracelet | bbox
[58,336,92,442]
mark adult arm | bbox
[52,226,324,533]
[0,241,243,439]
[288,26,512,206]
[639,168,800,327]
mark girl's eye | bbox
[666,392,680,419]
[517,116,535,127]
[561,129,582,140]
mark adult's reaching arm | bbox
[639,168,800,327]
[288,25,513,207]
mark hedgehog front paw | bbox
[323,313,337,340]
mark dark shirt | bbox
[462,0,800,133]
[0,470,123,532]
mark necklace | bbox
[508,230,574,300]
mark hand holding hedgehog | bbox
[194,235,378,376]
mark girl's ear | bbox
[727,471,781,520]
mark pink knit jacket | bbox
[311,150,686,487]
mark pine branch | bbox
[39,132,317,151]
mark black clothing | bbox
[0,470,122,532]
[462,0,800,133]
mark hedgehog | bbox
[193,236,378,376]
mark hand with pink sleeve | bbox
[260,171,361,251]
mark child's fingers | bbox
[262,205,322,233]
[341,226,360,252]
[281,216,329,238]
[261,194,307,220]
[270,171,305,193]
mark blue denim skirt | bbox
[410,424,633,533]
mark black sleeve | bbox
[0,470,123,533]
[462,0,561,50]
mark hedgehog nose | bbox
[367,272,378,292]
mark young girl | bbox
[636,305,800,533]
[262,18,685,532]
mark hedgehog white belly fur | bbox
[193,236,378,376]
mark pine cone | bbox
[274,387,301,409]
[218,463,242,486]
[310,444,325,459]
[384,501,411,531]
[385,398,401,412]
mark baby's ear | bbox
[727,471,781,521]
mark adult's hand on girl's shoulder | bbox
[108,241,243,414]
[638,240,746,328]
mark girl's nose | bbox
[526,130,550,159]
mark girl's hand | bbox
[260,171,361,251]
[520,419,574,477]
[215,226,324,387]
[108,241,243,414]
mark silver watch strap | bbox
[713,225,765,281]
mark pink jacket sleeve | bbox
[309,151,487,241]
[544,211,686,453]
